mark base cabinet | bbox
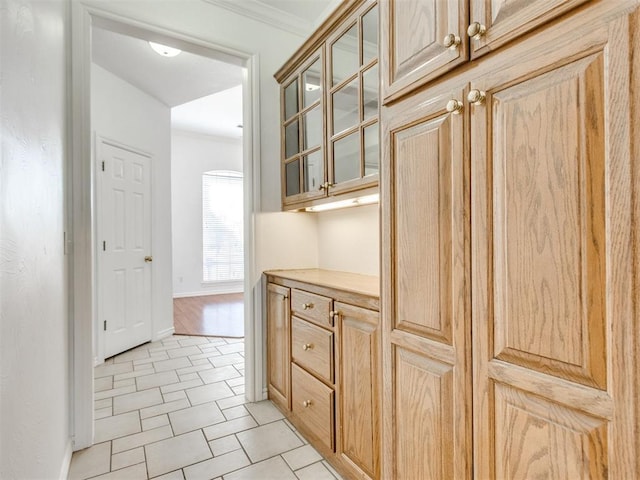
[337,302,379,479]
[266,283,290,411]
[265,270,380,480]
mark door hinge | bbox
[103,320,107,331]
[101,161,105,171]
[103,241,106,251]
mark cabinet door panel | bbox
[494,383,608,480]
[471,12,637,479]
[381,85,471,479]
[267,283,291,410]
[336,302,379,479]
[469,0,589,59]
[393,347,454,480]
[394,115,453,344]
[381,0,467,103]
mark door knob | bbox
[144,256,153,263]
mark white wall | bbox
[316,204,380,276]
[0,0,72,478]
[171,131,243,296]
[92,64,174,346]
[255,212,320,273]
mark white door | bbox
[97,138,153,358]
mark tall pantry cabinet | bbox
[381,1,640,479]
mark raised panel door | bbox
[336,302,379,479]
[381,84,471,479]
[468,0,589,59]
[267,283,291,410]
[471,11,637,478]
[381,0,468,103]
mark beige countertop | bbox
[264,268,379,299]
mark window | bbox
[202,170,243,283]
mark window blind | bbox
[202,170,244,283]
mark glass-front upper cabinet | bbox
[328,1,379,195]
[281,50,326,204]
[275,0,379,210]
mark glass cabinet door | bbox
[278,0,379,210]
[281,48,326,206]
[328,2,379,193]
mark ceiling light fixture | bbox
[149,41,182,57]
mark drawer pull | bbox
[302,343,313,351]
[302,302,314,310]
[303,400,313,408]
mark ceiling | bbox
[91,0,336,138]
[92,27,244,108]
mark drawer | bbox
[291,289,333,328]
[291,317,334,383]
[291,363,334,451]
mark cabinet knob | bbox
[467,22,486,40]
[303,400,313,408]
[144,256,153,263]
[468,89,486,105]
[319,182,333,190]
[302,302,314,310]
[329,310,339,318]
[443,33,461,49]
[302,343,313,351]
[446,99,464,115]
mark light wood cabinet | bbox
[381,0,468,103]
[265,269,380,480]
[381,83,471,479]
[470,10,637,478]
[275,0,380,211]
[380,0,590,103]
[336,302,380,479]
[266,283,290,411]
[382,3,640,479]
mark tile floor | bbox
[69,335,342,480]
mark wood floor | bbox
[173,293,244,337]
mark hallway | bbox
[68,335,341,479]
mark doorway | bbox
[71,5,261,450]
[170,89,245,338]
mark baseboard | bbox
[154,326,175,340]
[59,438,73,480]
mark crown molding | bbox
[201,0,312,36]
